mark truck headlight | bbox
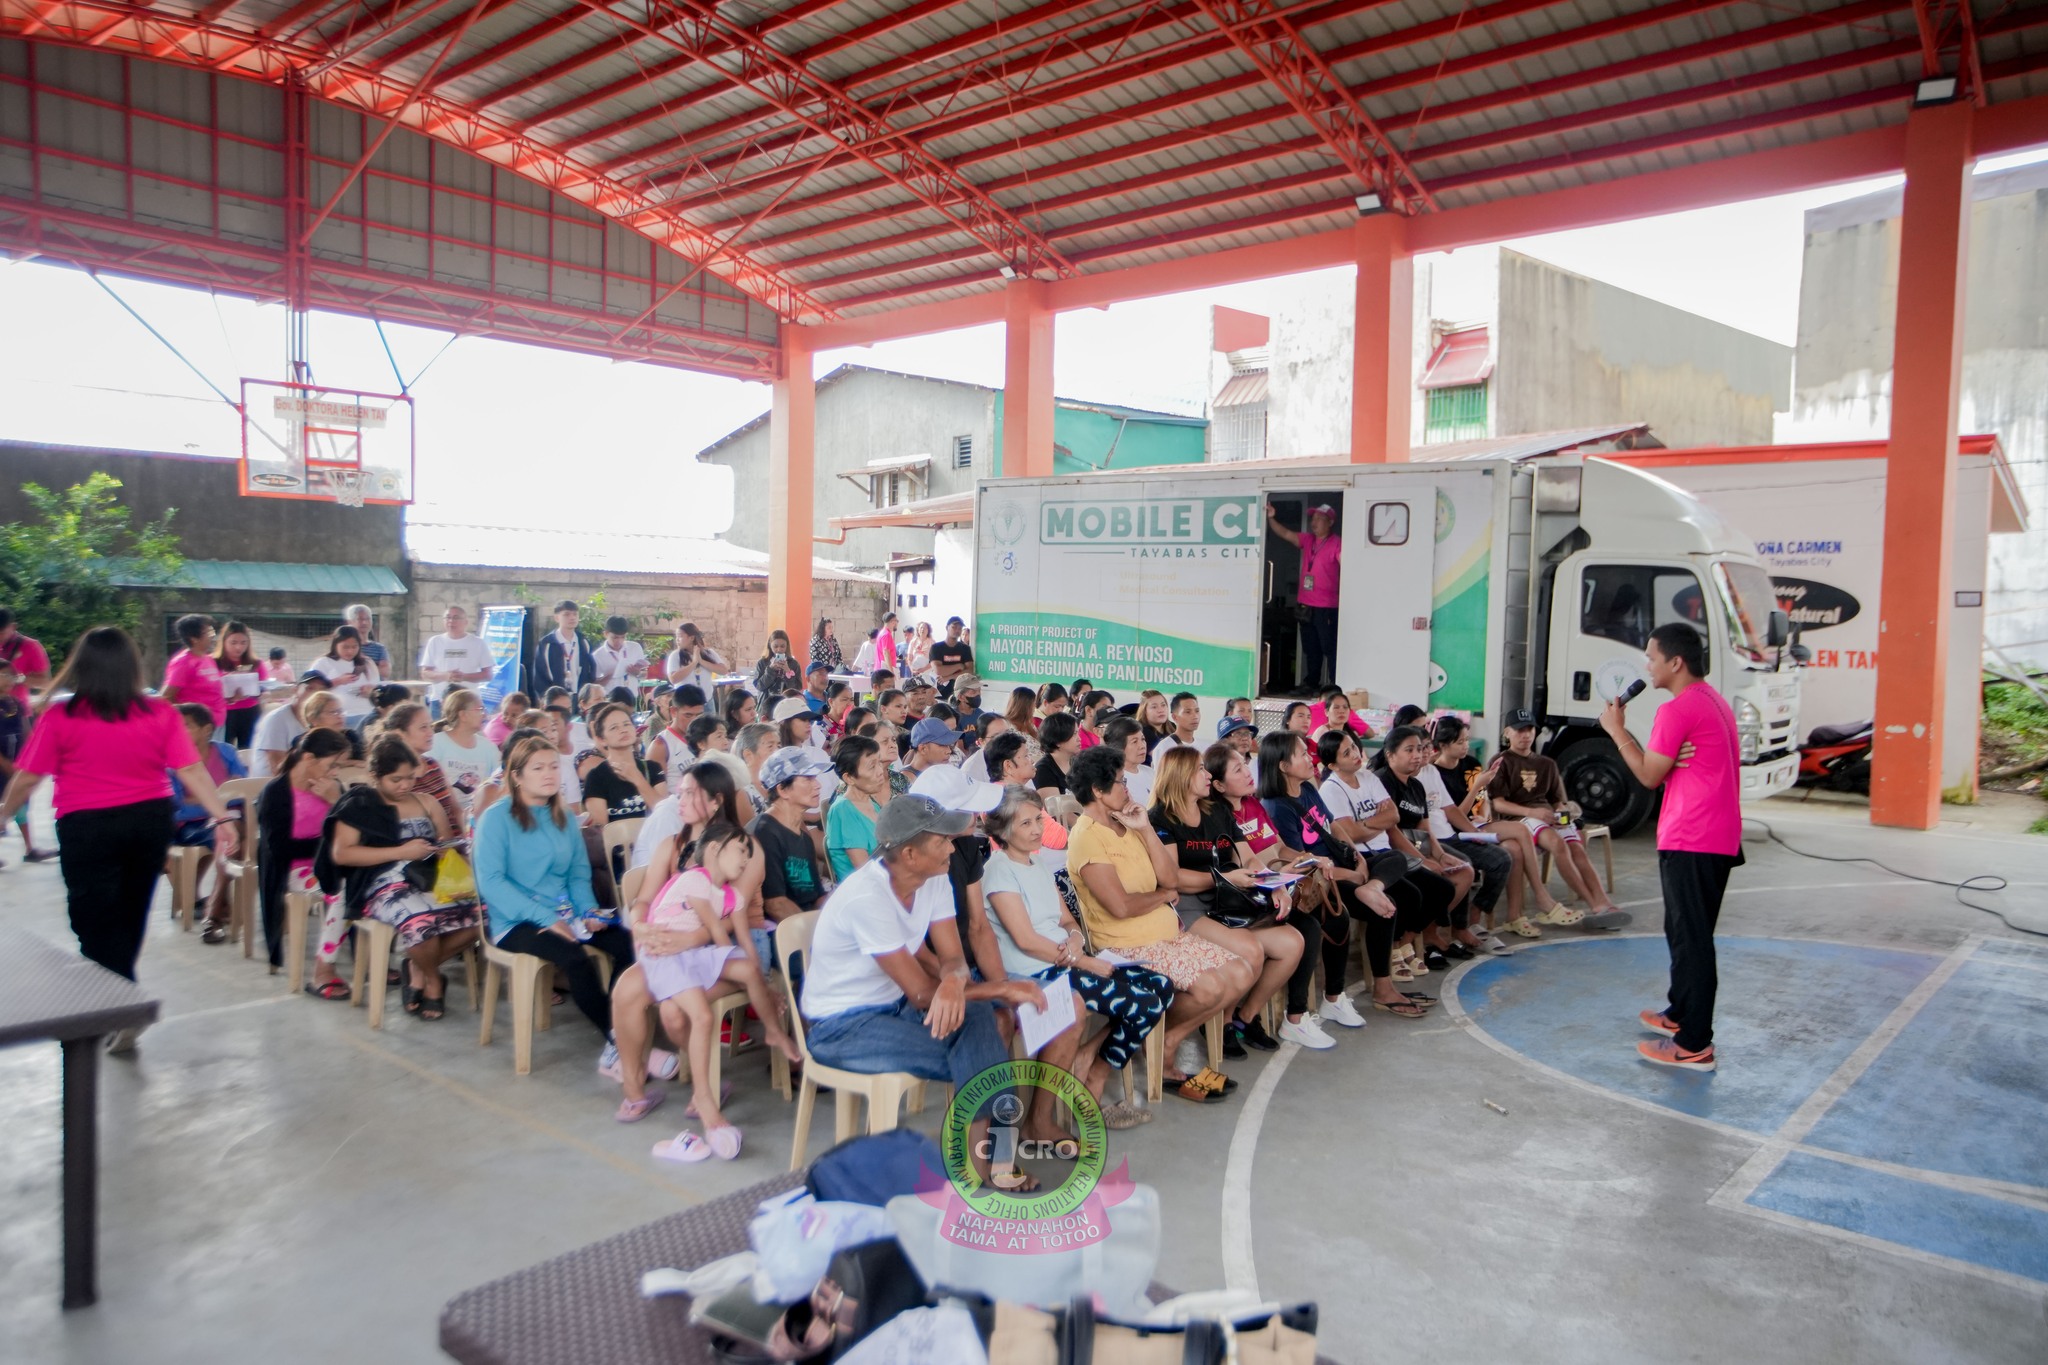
[1733,697,1762,764]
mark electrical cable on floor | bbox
[1741,817,2041,938]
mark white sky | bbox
[2,148,2042,541]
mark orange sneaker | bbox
[1637,1039,1715,1071]
[1639,1010,1679,1037]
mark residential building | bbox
[1784,160,2048,665]
[697,363,1206,573]
[1251,247,1793,459]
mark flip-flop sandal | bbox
[1101,1102,1155,1129]
[1579,909,1633,931]
[1401,992,1437,1006]
[651,1131,713,1163]
[683,1081,736,1120]
[705,1125,744,1161]
[615,1091,667,1123]
[1192,1067,1238,1095]
[402,984,423,1016]
[303,979,352,1002]
[1372,998,1429,1018]
[1169,1076,1226,1103]
[418,994,446,1021]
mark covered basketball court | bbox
[3,0,2046,826]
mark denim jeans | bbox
[805,996,1009,1088]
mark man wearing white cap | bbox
[1265,500,1342,693]
[908,763,1011,989]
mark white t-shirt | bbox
[851,638,876,674]
[430,730,495,801]
[632,795,685,870]
[1418,764,1457,841]
[982,852,1063,978]
[1149,733,1198,766]
[665,645,726,698]
[309,654,380,716]
[1122,764,1153,811]
[1320,771,1393,853]
[248,704,304,776]
[419,632,494,700]
[801,856,956,1019]
[590,639,647,690]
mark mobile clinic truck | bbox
[973,454,1800,835]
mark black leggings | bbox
[55,798,175,981]
[1391,864,1462,931]
[1354,879,1435,978]
[223,706,258,750]
[494,922,635,1038]
[1280,913,1328,1014]
[1450,838,1514,916]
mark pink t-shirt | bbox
[164,649,226,727]
[1306,701,1371,738]
[18,697,200,817]
[290,786,332,874]
[648,866,739,934]
[1,632,50,708]
[1647,682,1741,855]
[1299,532,1341,609]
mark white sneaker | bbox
[1483,933,1512,954]
[598,1039,620,1074]
[1278,1016,1336,1050]
[1317,993,1367,1028]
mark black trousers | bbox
[1280,912,1326,1015]
[495,922,635,1038]
[1353,882,1434,977]
[1298,606,1339,690]
[1448,838,1514,916]
[55,799,176,981]
[222,706,258,750]
[1660,850,1739,1053]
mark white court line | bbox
[1219,1038,1302,1297]
[150,993,296,1027]
[1710,935,1987,1210]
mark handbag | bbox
[1205,869,1272,930]
[432,847,475,904]
[984,1294,1320,1365]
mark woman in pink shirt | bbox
[1266,501,1343,694]
[0,628,238,1032]
[161,613,226,730]
[214,619,269,750]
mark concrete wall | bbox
[0,442,410,673]
[1788,161,2048,666]
[1493,250,1792,448]
[701,368,995,572]
[406,564,887,673]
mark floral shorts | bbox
[1125,933,1244,991]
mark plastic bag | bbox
[433,847,476,904]
[748,1188,896,1304]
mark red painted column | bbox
[1003,279,1055,478]
[1350,214,1413,462]
[767,325,816,640]
[1871,101,1974,829]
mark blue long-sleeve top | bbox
[471,799,596,942]
[170,741,246,827]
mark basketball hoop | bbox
[330,469,366,509]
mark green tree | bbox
[0,473,183,664]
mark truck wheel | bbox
[1560,738,1654,837]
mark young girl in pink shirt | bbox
[641,824,800,1162]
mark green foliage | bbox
[1983,680,2048,757]
[509,584,676,644]
[0,474,182,665]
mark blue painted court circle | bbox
[1451,935,2048,1287]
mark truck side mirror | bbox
[1766,608,1790,648]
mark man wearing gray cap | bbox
[801,796,1045,1181]
[751,746,835,925]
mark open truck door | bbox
[1334,486,1436,708]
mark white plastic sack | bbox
[748,1188,896,1304]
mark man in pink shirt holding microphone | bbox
[1600,620,1742,1072]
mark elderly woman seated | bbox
[1063,746,1254,1104]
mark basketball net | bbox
[331,468,366,508]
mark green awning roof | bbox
[113,560,408,595]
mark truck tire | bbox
[1559,737,1654,837]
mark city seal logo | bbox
[992,505,1029,546]
[916,1059,1132,1253]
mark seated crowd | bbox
[6,601,1627,1166]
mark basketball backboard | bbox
[240,379,415,505]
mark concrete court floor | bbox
[2,794,2046,1365]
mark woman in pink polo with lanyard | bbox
[1265,501,1343,694]
[0,629,239,1026]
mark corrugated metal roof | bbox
[10,1,2044,344]
[406,523,882,581]
[1215,371,1270,407]
[1419,329,1494,390]
[114,560,410,595]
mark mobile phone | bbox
[1292,857,1317,871]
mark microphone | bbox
[1619,679,1647,704]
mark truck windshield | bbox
[1713,561,1779,666]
